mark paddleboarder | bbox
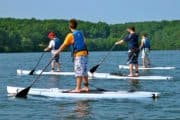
[55,19,89,93]
[44,32,61,72]
[139,33,151,67]
[115,26,139,77]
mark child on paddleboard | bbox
[139,33,151,67]
[44,32,61,72]
[55,19,89,93]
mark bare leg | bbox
[81,76,89,92]
[71,77,82,92]
[147,57,150,66]
[135,64,139,76]
[142,58,145,67]
[51,61,55,72]
[56,62,60,71]
[128,64,133,76]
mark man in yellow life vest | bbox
[55,19,89,93]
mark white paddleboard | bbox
[119,65,175,70]
[17,69,75,76]
[89,72,172,80]
[7,86,159,99]
[17,69,172,80]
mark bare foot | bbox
[69,89,81,93]
[81,87,89,92]
[128,74,134,77]
[134,73,138,77]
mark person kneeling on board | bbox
[44,32,61,72]
[55,19,89,93]
[115,26,139,77]
[139,33,151,68]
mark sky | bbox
[0,0,180,24]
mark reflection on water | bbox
[73,100,91,118]
[128,79,141,91]
[58,100,92,119]
[46,76,60,88]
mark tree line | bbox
[0,18,180,52]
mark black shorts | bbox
[127,48,139,64]
[52,54,59,63]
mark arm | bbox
[115,39,124,45]
[55,33,73,55]
[56,44,67,54]
[139,39,144,50]
[115,34,128,45]
[44,47,51,51]
[44,41,53,51]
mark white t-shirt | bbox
[48,39,57,54]
[142,38,145,44]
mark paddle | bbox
[29,52,45,75]
[16,57,54,98]
[89,31,126,74]
[88,83,107,91]
[89,44,117,73]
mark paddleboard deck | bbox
[119,65,175,70]
[7,86,159,99]
[16,69,172,80]
[17,69,74,76]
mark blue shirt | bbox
[143,38,150,49]
[123,33,139,49]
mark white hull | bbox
[17,69,74,76]
[17,69,172,80]
[90,72,172,80]
[119,65,175,70]
[7,86,159,99]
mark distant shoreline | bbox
[0,18,180,52]
[0,50,179,54]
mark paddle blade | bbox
[96,88,107,92]
[89,64,99,73]
[16,86,31,98]
[29,69,35,75]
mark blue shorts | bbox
[74,56,88,77]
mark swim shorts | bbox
[74,56,88,77]
[127,48,139,64]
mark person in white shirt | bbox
[44,32,61,72]
[139,33,151,68]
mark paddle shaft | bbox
[29,52,46,75]
[89,44,116,73]
[98,44,116,65]
[30,57,54,86]
[16,57,54,98]
[90,31,126,73]
[32,52,46,70]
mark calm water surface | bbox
[0,51,180,120]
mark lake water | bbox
[0,51,180,120]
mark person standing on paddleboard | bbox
[139,33,151,68]
[55,19,89,93]
[115,26,139,77]
[44,32,61,72]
